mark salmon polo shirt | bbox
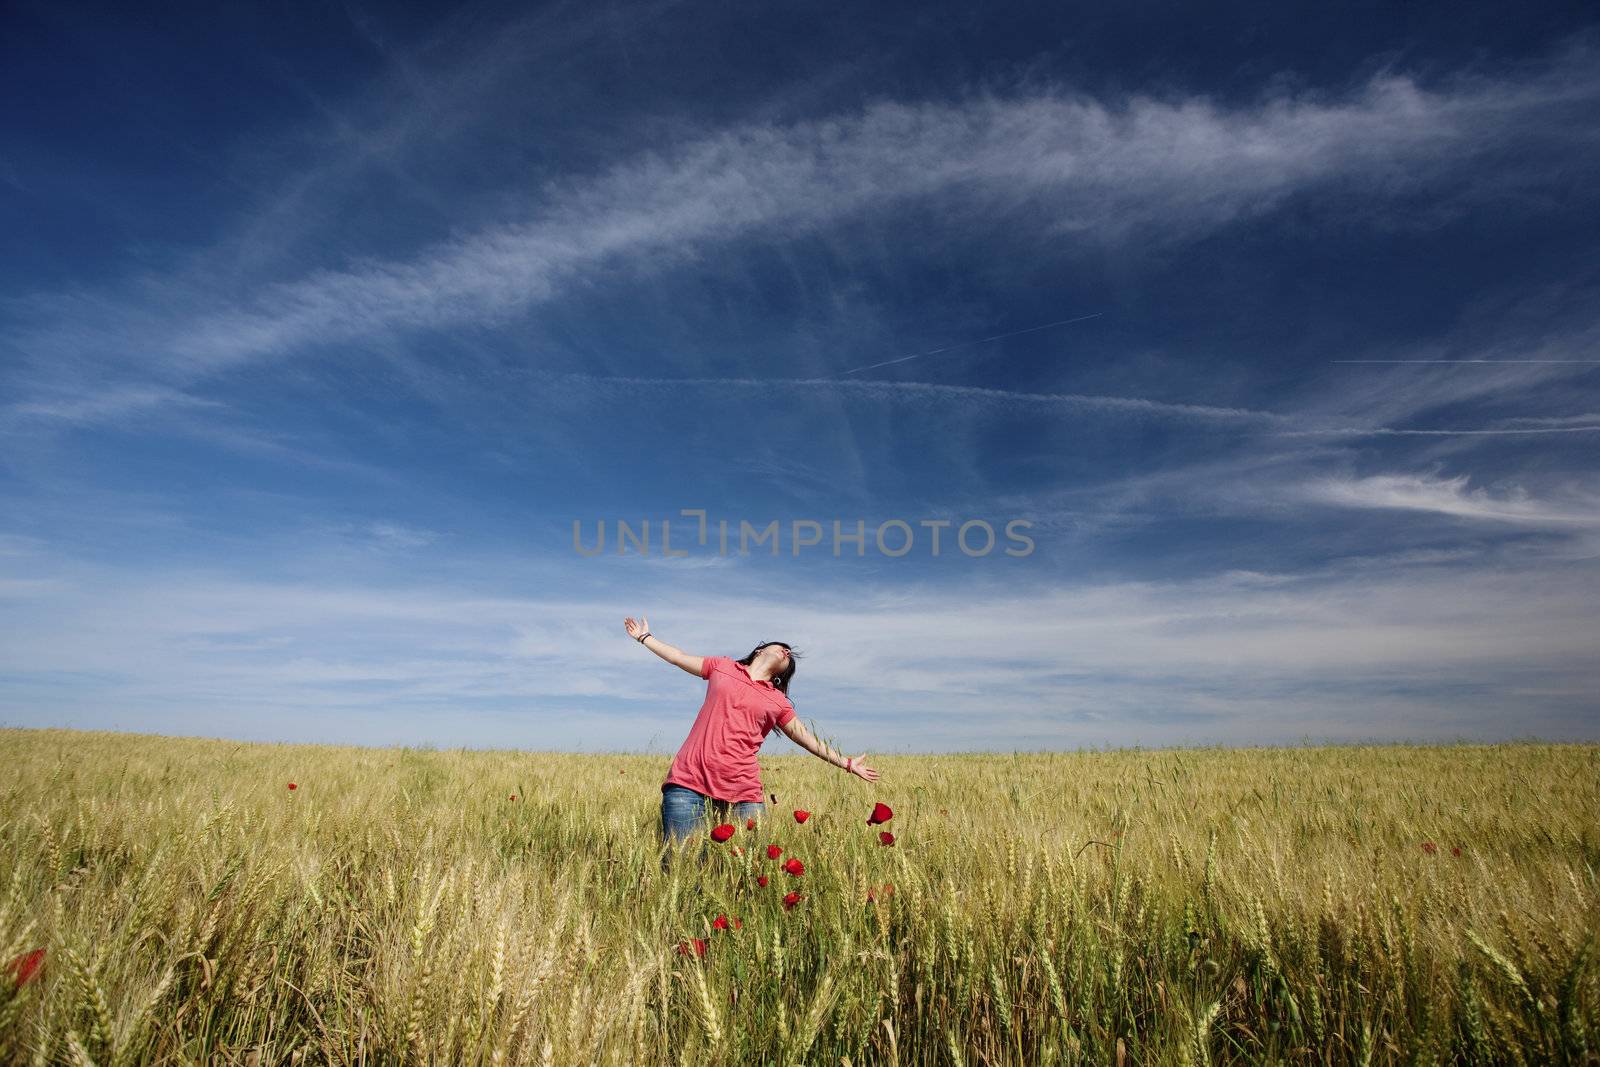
[663,656,797,803]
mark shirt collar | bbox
[733,661,775,688]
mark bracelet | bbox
[637,632,652,644]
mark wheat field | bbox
[0,728,1595,1065]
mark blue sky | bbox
[2,1,1598,753]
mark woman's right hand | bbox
[624,616,650,641]
[847,753,881,782]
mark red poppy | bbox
[508,794,517,801]
[782,891,802,911]
[676,938,708,958]
[712,914,729,930]
[794,810,810,824]
[757,875,769,888]
[1422,841,1438,855]
[746,817,756,830]
[782,857,804,877]
[766,844,783,860]
[867,802,893,825]
[878,831,895,847]
[4,948,44,988]
[710,824,736,843]
[287,783,297,791]
[1451,846,1463,857]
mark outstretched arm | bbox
[623,616,705,678]
[779,717,881,782]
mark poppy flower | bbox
[710,824,736,843]
[757,875,769,888]
[782,857,804,877]
[1451,846,1463,857]
[676,938,707,958]
[1422,841,1438,855]
[712,914,729,930]
[4,948,44,988]
[782,892,802,911]
[867,802,893,825]
[766,844,783,860]
[508,794,517,801]
[793,810,810,824]
[287,783,297,791]
[878,831,895,847]
[746,817,756,830]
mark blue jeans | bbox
[660,783,764,845]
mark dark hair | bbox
[736,641,800,696]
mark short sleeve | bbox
[774,699,796,729]
[700,655,724,680]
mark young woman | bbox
[623,616,880,843]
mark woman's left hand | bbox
[846,753,881,782]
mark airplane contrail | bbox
[1331,359,1600,364]
[1277,425,1600,436]
[838,312,1103,376]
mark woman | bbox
[623,616,880,844]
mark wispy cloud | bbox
[967,421,1600,555]
[161,51,1600,368]
[361,521,439,551]
[1292,295,1600,431]
[7,43,1597,416]
[4,385,224,425]
[3,545,1596,748]
[1299,472,1600,527]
